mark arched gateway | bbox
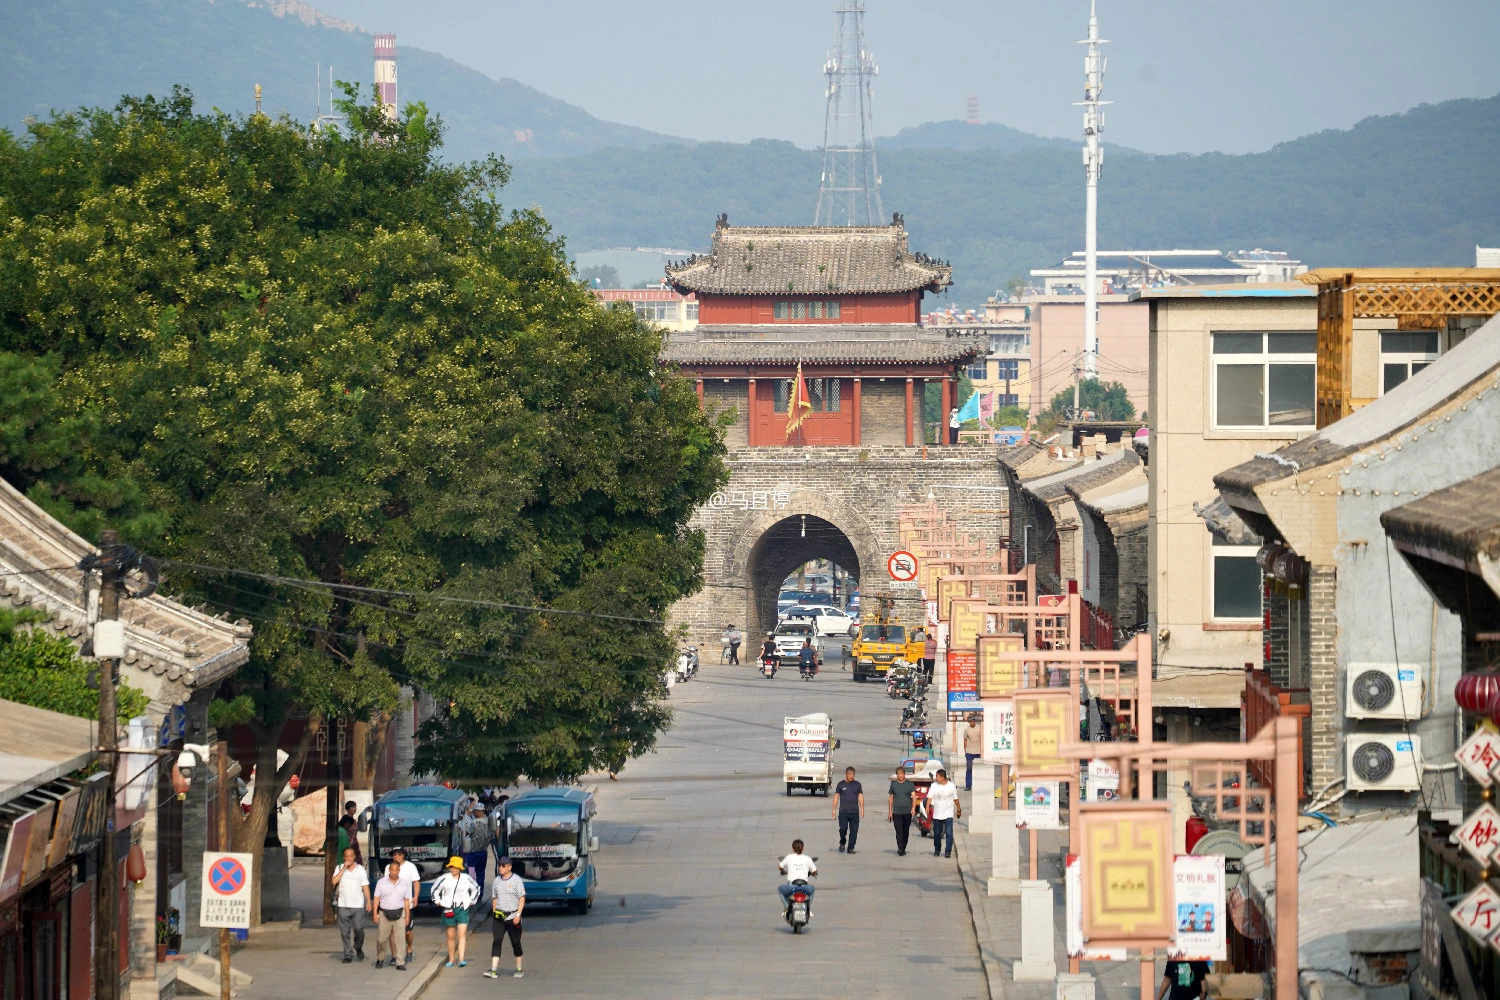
[658,219,1008,644]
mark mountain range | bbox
[4,0,1496,303]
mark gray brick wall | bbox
[670,443,1007,647]
[1108,509,1149,625]
[1307,565,1340,802]
[1265,581,1290,689]
[860,378,909,446]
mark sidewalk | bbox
[950,786,1153,1000]
[228,859,457,1000]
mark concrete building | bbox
[593,287,700,331]
[1029,297,1149,417]
[1214,314,1500,814]
[1137,283,1320,713]
[1030,249,1306,296]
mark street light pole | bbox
[94,529,123,1000]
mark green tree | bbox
[0,607,150,722]
[576,263,620,288]
[0,87,726,916]
[1045,378,1136,421]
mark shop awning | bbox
[0,699,96,807]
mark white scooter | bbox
[676,646,699,682]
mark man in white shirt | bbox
[328,847,370,963]
[926,769,962,858]
[776,839,818,912]
[390,847,421,965]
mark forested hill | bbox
[506,95,1500,305]
[0,0,689,160]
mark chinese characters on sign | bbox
[1171,855,1227,961]
[707,488,792,511]
[946,650,979,719]
[1457,724,1500,788]
[1452,884,1500,947]
[982,701,1014,763]
[1078,804,1175,946]
[200,852,254,929]
[977,634,1025,699]
[1066,856,1127,960]
[1456,804,1500,864]
[1012,690,1074,779]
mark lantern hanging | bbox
[126,843,148,885]
[1457,671,1500,715]
[170,768,190,801]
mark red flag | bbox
[785,363,813,439]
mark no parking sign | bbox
[200,852,253,928]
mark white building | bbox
[1031,249,1307,296]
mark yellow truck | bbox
[850,602,928,683]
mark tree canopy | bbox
[0,88,726,872]
[1045,378,1137,421]
[0,607,150,722]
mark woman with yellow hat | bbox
[431,856,481,967]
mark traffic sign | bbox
[200,852,253,928]
[887,550,918,582]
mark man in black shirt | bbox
[887,766,917,856]
[1157,960,1210,1000]
[832,767,865,854]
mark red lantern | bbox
[171,768,190,801]
[126,844,148,885]
[1457,671,1500,714]
[289,774,301,791]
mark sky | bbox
[307,0,1500,155]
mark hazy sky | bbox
[308,0,1500,154]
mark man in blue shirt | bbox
[832,767,865,854]
[797,638,818,678]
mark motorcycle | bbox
[762,655,777,679]
[798,657,817,681]
[676,646,699,682]
[784,879,813,933]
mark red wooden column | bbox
[851,377,862,446]
[940,376,953,445]
[747,378,757,446]
[904,378,914,446]
[695,379,704,405]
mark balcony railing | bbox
[1241,667,1310,802]
[1080,599,1114,651]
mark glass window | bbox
[995,359,1020,380]
[1211,331,1315,429]
[1212,540,1262,619]
[827,300,841,319]
[774,379,789,413]
[686,301,699,320]
[1379,330,1440,395]
[966,361,987,380]
[774,301,788,319]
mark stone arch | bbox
[725,490,886,638]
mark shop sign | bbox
[1452,883,1500,946]
[1078,803,1174,947]
[47,787,81,868]
[1456,803,1500,864]
[1012,690,1074,779]
[982,701,1014,763]
[0,811,36,903]
[1457,725,1500,787]
[1171,854,1227,961]
[70,772,110,855]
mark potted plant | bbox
[155,915,169,962]
[167,908,182,953]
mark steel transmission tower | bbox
[814,2,884,227]
[1075,0,1110,379]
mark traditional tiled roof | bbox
[665,219,952,296]
[662,326,987,366]
[1380,465,1500,563]
[1023,448,1141,503]
[0,476,251,707]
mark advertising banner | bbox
[784,718,831,763]
[1066,855,1127,960]
[947,649,979,718]
[1016,780,1061,829]
[1087,759,1121,802]
[982,701,1014,763]
[1171,854,1227,960]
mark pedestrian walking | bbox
[485,856,526,979]
[329,847,370,963]
[927,768,961,858]
[432,857,481,968]
[888,766,917,856]
[391,846,421,965]
[1157,958,1211,1000]
[458,802,491,889]
[963,715,984,790]
[948,407,960,444]
[371,861,410,970]
[922,630,936,682]
[832,766,864,854]
[727,624,742,664]
[338,800,363,865]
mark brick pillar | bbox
[904,378,914,446]
[1307,565,1340,805]
[747,378,757,446]
[851,377,862,446]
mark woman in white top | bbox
[431,856,481,967]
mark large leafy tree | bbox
[1046,378,1137,421]
[0,88,725,914]
[0,607,150,722]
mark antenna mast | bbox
[1075,0,1110,380]
[814,2,884,227]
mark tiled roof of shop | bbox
[662,326,988,365]
[1024,448,1141,502]
[1380,465,1500,563]
[665,220,952,296]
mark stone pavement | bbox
[418,658,988,1000]
[949,785,1165,1000]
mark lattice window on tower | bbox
[774,379,790,413]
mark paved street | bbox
[416,654,988,1000]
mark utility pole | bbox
[1075,0,1110,381]
[217,742,232,1000]
[1072,351,1082,421]
[322,723,338,925]
[93,529,123,1000]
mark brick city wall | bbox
[1109,508,1148,625]
[670,443,1007,648]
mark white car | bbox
[783,605,857,638]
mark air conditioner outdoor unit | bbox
[1345,663,1422,720]
[1346,735,1422,792]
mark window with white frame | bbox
[632,300,680,323]
[686,300,699,321]
[1211,536,1262,620]
[1379,330,1439,395]
[994,359,1020,380]
[965,360,988,380]
[1211,331,1316,429]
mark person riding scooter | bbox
[797,638,818,681]
[777,839,817,919]
[761,633,778,678]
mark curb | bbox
[399,912,491,1000]
[953,811,1008,1000]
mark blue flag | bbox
[956,391,981,423]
